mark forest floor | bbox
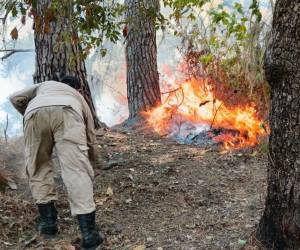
[0,125,267,250]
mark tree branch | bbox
[4,114,8,144]
[0,49,34,60]
[0,0,18,25]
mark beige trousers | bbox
[24,106,96,216]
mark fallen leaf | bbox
[95,196,109,206]
[133,245,146,250]
[106,186,113,197]
[24,235,37,247]
[146,237,153,242]
[63,243,75,250]
[128,174,134,181]
[125,198,132,204]
[219,150,228,155]
[250,151,258,157]
[10,27,18,40]
[200,149,211,155]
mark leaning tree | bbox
[254,1,300,249]
[124,0,161,119]
[33,0,100,127]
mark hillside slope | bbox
[0,128,267,250]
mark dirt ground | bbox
[0,127,267,250]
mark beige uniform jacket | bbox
[9,81,97,163]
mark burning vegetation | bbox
[145,75,269,150]
[141,0,270,150]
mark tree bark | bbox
[255,1,300,249]
[125,0,161,119]
[33,0,100,128]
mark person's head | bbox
[60,75,81,90]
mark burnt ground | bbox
[0,127,267,250]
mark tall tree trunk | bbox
[255,1,300,249]
[33,0,100,128]
[125,0,161,119]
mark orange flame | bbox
[145,78,268,149]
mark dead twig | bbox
[4,113,8,144]
[0,49,34,60]
[161,87,182,95]
[210,92,236,129]
[161,87,185,107]
[100,80,127,99]
[199,100,210,107]
[210,101,223,129]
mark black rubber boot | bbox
[77,211,104,250]
[37,202,58,238]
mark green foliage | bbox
[209,3,249,44]
[200,53,213,66]
[1,0,267,71]
[163,0,209,9]
[61,1,124,57]
[249,0,262,22]
[0,0,125,58]
[1,0,212,54]
[162,0,209,21]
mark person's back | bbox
[9,76,104,249]
[12,80,85,119]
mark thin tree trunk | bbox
[255,1,300,249]
[125,0,161,119]
[33,0,100,128]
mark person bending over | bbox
[10,76,104,250]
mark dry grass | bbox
[0,137,25,193]
[0,140,9,192]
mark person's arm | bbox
[9,84,40,115]
[82,98,98,166]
